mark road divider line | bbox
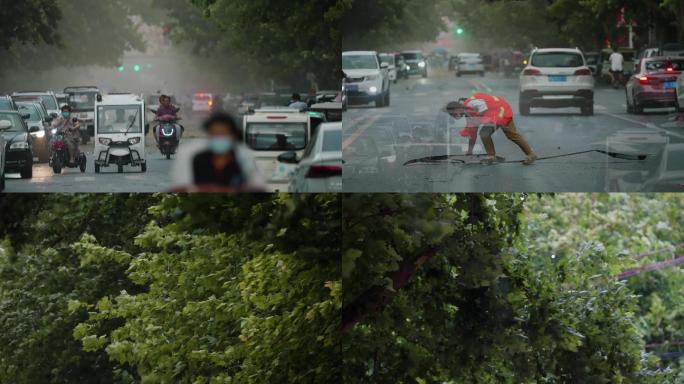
[343,114,382,150]
[599,111,684,140]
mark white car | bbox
[192,93,214,113]
[11,91,60,117]
[519,48,594,115]
[243,108,311,191]
[455,53,485,77]
[342,51,390,107]
[379,53,398,83]
[677,70,684,111]
[278,122,342,192]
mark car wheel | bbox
[581,103,594,116]
[384,91,391,107]
[20,159,33,179]
[422,71,428,78]
[94,163,100,173]
[633,95,644,114]
[625,90,634,113]
[117,164,124,173]
[675,95,683,112]
[375,93,385,108]
[0,172,5,192]
[519,98,531,116]
[456,72,461,77]
[141,162,147,173]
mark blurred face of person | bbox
[161,97,170,106]
[207,122,238,155]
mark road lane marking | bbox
[599,111,684,140]
[343,114,382,150]
[74,177,96,182]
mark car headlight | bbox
[369,86,378,94]
[418,61,426,68]
[10,142,29,150]
[51,128,57,135]
[365,74,379,81]
[128,137,140,145]
[32,129,45,138]
[99,138,112,146]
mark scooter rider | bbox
[445,93,538,165]
[51,105,81,165]
[154,94,183,143]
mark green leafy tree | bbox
[0,0,61,49]
[342,194,681,383]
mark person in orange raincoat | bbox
[446,93,537,164]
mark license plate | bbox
[664,81,676,89]
[346,84,358,92]
[548,75,567,82]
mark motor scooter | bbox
[49,124,86,174]
[152,113,183,159]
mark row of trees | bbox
[342,194,684,383]
[0,0,343,88]
[342,0,684,52]
[0,194,340,383]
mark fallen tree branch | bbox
[617,255,684,279]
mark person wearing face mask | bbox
[51,105,81,165]
[190,112,263,190]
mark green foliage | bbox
[0,0,61,49]
[342,0,455,50]
[0,0,144,71]
[0,194,340,383]
[342,194,682,383]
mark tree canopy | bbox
[342,194,684,383]
[0,194,340,383]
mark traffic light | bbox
[117,65,125,72]
[133,64,141,72]
[456,27,464,35]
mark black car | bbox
[0,110,35,179]
[0,95,17,111]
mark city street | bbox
[343,68,684,192]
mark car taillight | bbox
[522,68,541,76]
[208,100,213,106]
[666,67,674,72]
[639,76,650,84]
[574,68,592,76]
[305,165,342,178]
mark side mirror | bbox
[277,151,299,164]
[29,126,40,132]
[380,62,389,69]
[21,113,30,120]
[50,113,59,118]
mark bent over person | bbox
[446,93,537,165]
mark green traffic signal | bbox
[456,28,464,35]
[117,66,125,72]
[133,64,141,72]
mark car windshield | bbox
[14,95,57,110]
[245,122,307,151]
[68,92,97,110]
[322,129,342,152]
[585,55,598,64]
[379,55,395,65]
[0,113,26,132]
[342,55,378,70]
[531,52,584,67]
[17,105,41,122]
[97,105,142,133]
[402,53,422,60]
[0,99,13,111]
[644,59,684,72]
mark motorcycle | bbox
[153,114,183,159]
[49,124,86,174]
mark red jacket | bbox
[459,93,513,138]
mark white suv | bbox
[342,51,390,107]
[519,48,594,115]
